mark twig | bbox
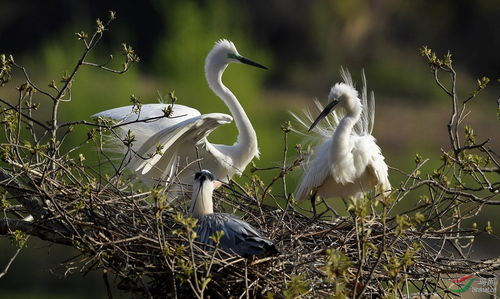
[0,247,22,279]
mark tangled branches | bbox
[0,14,499,298]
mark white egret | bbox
[294,69,391,211]
[93,39,265,192]
[191,170,279,258]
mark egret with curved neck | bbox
[294,69,391,215]
[93,40,266,195]
[203,40,263,173]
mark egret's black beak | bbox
[238,55,268,70]
[308,100,340,131]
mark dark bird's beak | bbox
[308,100,340,131]
[238,55,268,70]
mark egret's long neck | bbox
[205,62,258,162]
[331,102,362,158]
[190,181,214,217]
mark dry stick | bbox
[0,98,49,131]
[205,241,222,280]
[243,260,250,299]
[279,129,291,219]
[0,218,71,245]
[352,215,364,299]
[186,227,202,298]
[102,270,113,299]
[0,247,22,278]
[49,29,102,161]
[10,60,54,99]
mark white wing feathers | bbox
[367,151,391,195]
[93,104,201,150]
[130,113,233,177]
[295,140,331,201]
[92,103,200,122]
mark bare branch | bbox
[0,218,71,245]
[0,247,22,279]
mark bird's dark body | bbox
[195,213,279,258]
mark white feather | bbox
[93,103,200,153]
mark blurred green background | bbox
[0,0,499,297]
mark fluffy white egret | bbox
[191,170,279,257]
[93,39,265,192]
[294,69,391,211]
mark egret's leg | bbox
[310,192,317,218]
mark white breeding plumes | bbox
[294,68,391,209]
[93,39,266,194]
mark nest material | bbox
[1,161,498,298]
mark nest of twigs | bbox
[1,157,498,298]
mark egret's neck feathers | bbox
[330,92,362,158]
[204,46,259,165]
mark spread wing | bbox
[130,113,233,179]
[92,103,201,150]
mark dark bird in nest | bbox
[190,170,279,258]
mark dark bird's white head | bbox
[309,83,361,131]
[190,170,215,217]
[205,39,267,73]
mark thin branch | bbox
[0,218,71,245]
[0,247,22,279]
